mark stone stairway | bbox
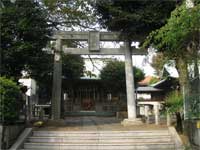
[20,130,176,150]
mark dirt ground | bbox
[34,116,168,131]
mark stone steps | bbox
[32,130,170,136]
[27,136,172,143]
[21,130,175,150]
[23,142,175,150]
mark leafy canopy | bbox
[151,52,171,76]
[62,54,85,79]
[143,1,200,91]
[1,0,51,80]
[42,0,97,30]
[143,2,200,59]
[95,0,178,41]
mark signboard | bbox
[18,78,36,96]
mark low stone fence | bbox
[0,123,25,149]
[184,120,200,149]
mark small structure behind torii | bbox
[51,31,146,124]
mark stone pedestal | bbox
[121,118,143,126]
[167,112,171,126]
[154,104,160,125]
[144,105,150,124]
[144,105,149,117]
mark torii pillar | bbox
[125,41,136,119]
[51,38,62,120]
[121,41,142,125]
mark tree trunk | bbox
[176,57,190,94]
[192,35,200,93]
[175,112,183,133]
[175,57,189,133]
[193,57,200,93]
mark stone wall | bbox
[0,123,25,149]
[184,120,200,149]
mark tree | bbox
[100,60,144,93]
[143,2,200,93]
[62,54,85,79]
[1,0,51,80]
[42,0,97,30]
[94,0,179,41]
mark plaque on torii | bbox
[51,31,146,124]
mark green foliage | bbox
[95,0,177,41]
[143,2,200,92]
[165,91,183,114]
[0,77,22,123]
[62,54,85,79]
[42,0,97,29]
[164,91,184,133]
[100,60,144,92]
[1,0,51,79]
[185,94,200,119]
[143,3,200,59]
[151,53,170,76]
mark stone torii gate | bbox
[51,31,146,124]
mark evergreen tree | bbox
[94,0,179,41]
[1,0,51,80]
[100,60,144,92]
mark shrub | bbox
[0,77,21,123]
[165,91,183,114]
[165,91,183,132]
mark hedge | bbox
[0,77,21,123]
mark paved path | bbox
[36,116,168,131]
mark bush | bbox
[165,91,183,114]
[0,77,21,123]
[165,91,183,132]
